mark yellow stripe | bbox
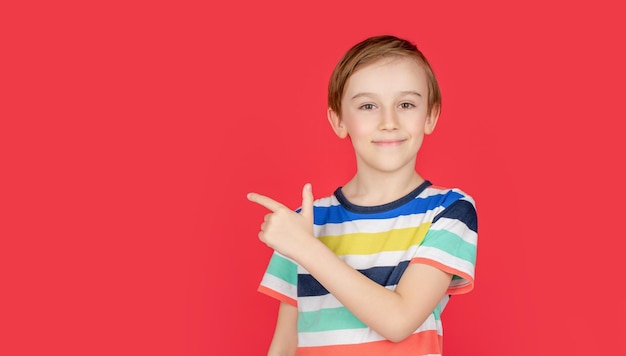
[319,222,431,255]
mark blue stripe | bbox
[432,200,477,233]
[297,261,410,297]
[314,191,464,224]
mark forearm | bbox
[267,302,298,356]
[294,238,446,342]
[296,238,405,339]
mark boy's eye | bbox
[359,103,376,110]
[399,102,414,109]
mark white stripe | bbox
[423,186,454,197]
[340,249,417,270]
[450,278,467,288]
[260,273,297,300]
[299,328,385,347]
[298,294,344,312]
[425,187,475,207]
[313,195,341,208]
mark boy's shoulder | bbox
[423,184,478,231]
[421,184,475,206]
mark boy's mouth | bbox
[372,139,406,146]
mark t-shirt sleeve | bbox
[258,251,299,306]
[411,196,478,295]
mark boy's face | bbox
[328,57,439,174]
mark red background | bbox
[2,0,625,355]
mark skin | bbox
[248,57,451,355]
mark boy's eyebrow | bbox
[350,92,376,100]
[351,91,422,100]
[400,90,422,97]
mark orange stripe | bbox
[410,257,475,295]
[257,285,297,306]
[296,330,442,355]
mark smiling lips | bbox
[372,138,406,146]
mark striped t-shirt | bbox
[258,181,478,355]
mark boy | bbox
[247,35,478,355]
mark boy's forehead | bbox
[343,57,428,95]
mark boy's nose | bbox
[379,108,399,130]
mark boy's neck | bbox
[341,170,425,207]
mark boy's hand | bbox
[247,183,315,259]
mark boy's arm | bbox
[267,301,298,356]
[248,184,454,342]
[295,238,451,342]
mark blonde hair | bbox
[328,35,441,117]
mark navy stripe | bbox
[432,200,478,233]
[334,181,431,213]
[297,261,410,297]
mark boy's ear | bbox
[327,108,348,139]
[424,104,441,135]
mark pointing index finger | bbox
[247,192,287,212]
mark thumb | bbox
[300,183,314,223]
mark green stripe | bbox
[432,303,442,320]
[266,253,297,285]
[422,229,476,265]
[298,306,367,332]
